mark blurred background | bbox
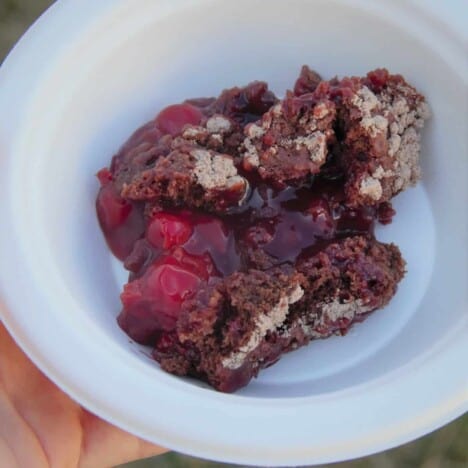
[1,1,466,467]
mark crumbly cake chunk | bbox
[110,132,173,191]
[153,236,404,392]
[121,145,248,212]
[241,94,336,187]
[203,80,278,126]
[154,267,303,391]
[109,80,277,188]
[291,235,405,338]
[321,69,431,206]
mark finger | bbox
[0,323,83,467]
[0,380,48,468]
[0,322,167,467]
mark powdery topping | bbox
[191,149,246,193]
[361,115,388,136]
[381,84,430,194]
[182,115,234,150]
[384,99,430,193]
[288,284,305,303]
[352,86,379,113]
[352,84,430,201]
[319,298,372,322]
[271,102,283,117]
[241,100,334,177]
[359,165,395,200]
[206,115,232,133]
[222,284,304,369]
[391,127,420,192]
[293,298,373,339]
[312,102,331,120]
[359,176,383,201]
[243,136,261,168]
[181,127,204,139]
[211,134,223,143]
[351,86,389,137]
[288,317,323,339]
[292,133,327,163]
[245,123,265,139]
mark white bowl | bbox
[0,0,467,465]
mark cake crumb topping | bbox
[240,96,335,186]
[192,149,238,190]
[319,298,372,322]
[343,76,430,205]
[222,284,304,369]
[206,115,232,133]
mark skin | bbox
[0,322,167,468]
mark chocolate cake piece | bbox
[313,69,431,206]
[154,267,305,392]
[203,80,278,127]
[241,93,336,187]
[292,235,405,338]
[110,81,277,191]
[110,133,173,191]
[153,236,404,392]
[121,145,249,212]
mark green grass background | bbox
[2,1,465,467]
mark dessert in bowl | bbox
[0,0,466,465]
[97,66,428,392]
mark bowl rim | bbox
[0,0,467,465]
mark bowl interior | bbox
[10,0,467,399]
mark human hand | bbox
[0,322,167,467]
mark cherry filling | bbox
[154,103,203,136]
[97,101,389,345]
[118,251,209,342]
[96,168,145,260]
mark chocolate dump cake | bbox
[96,67,430,392]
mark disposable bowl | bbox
[0,1,466,465]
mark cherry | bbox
[166,248,213,281]
[119,252,210,342]
[183,216,240,277]
[144,262,201,310]
[155,103,203,136]
[96,183,132,231]
[147,212,193,249]
[121,121,162,152]
[97,167,113,185]
[145,211,239,278]
[96,175,145,260]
